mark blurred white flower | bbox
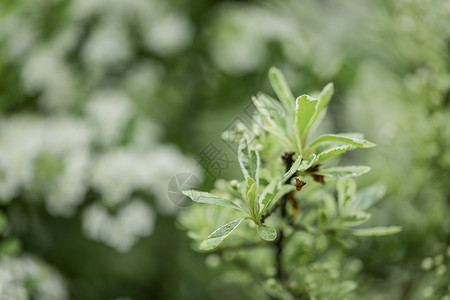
[0,255,68,300]
[1,16,37,61]
[82,19,132,72]
[21,49,78,111]
[0,115,92,214]
[0,116,44,202]
[45,150,91,216]
[82,199,155,252]
[91,148,147,207]
[143,12,194,56]
[86,90,133,147]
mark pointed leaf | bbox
[269,67,295,120]
[199,217,246,250]
[342,212,371,226]
[317,83,334,113]
[295,95,319,150]
[257,225,277,241]
[351,226,401,237]
[281,155,303,183]
[315,145,351,164]
[308,83,334,134]
[316,166,371,178]
[182,190,242,210]
[245,177,258,217]
[308,134,375,152]
[238,136,260,182]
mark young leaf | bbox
[269,67,295,120]
[199,217,246,250]
[281,155,303,183]
[238,136,260,182]
[308,134,375,152]
[307,83,334,134]
[351,226,401,236]
[316,166,371,178]
[182,190,242,210]
[295,95,319,150]
[315,145,351,164]
[342,212,371,226]
[246,177,259,218]
[317,83,334,112]
[257,225,277,241]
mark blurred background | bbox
[0,0,449,299]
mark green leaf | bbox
[238,136,260,182]
[257,225,277,241]
[295,95,319,150]
[308,134,375,152]
[246,177,258,217]
[308,83,334,133]
[316,166,371,178]
[315,145,351,164]
[281,155,303,183]
[199,217,246,250]
[259,178,279,214]
[318,83,334,112]
[350,184,386,211]
[269,67,295,120]
[342,212,371,226]
[337,178,356,214]
[351,226,401,236]
[182,190,242,210]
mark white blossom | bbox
[82,19,132,72]
[143,12,194,56]
[82,199,155,252]
[85,90,133,147]
[0,255,68,300]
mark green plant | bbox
[181,68,400,299]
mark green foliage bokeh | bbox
[0,0,449,299]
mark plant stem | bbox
[274,229,284,280]
[274,152,297,281]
